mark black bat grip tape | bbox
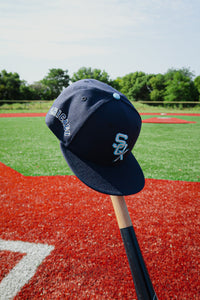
[120,226,158,300]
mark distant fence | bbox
[138,101,199,104]
[138,101,200,107]
[0,100,199,108]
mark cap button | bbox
[113,93,120,100]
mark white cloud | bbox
[1,0,148,39]
[0,0,200,81]
[1,0,147,60]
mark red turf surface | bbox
[0,251,25,282]
[141,112,200,116]
[0,113,47,118]
[142,117,196,124]
[0,162,199,299]
[0,112,200,118]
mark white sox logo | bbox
[112,133,129,162]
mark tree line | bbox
[0,67,200,106]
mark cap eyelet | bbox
[81,96,87,101]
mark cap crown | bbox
[46,79,142,166]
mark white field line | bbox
[0,239,54,300]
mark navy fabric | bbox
[46,79,145,196]
[45,79,133,147]
[60,144,144,195]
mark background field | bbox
[0,110,199,182]
[0,106,199,299]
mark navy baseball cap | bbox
[45,79,145,196]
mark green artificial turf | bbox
[0,116,199,182]
[137,116,200,182]
[0,117,69,176]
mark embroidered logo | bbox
[112,133,129,162]
[49,107,70,136]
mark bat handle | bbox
[110,195,158,300]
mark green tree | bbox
[0,70,21,100]
[149,74,165,102]
[71,67,111,84]
[41,68,69,99]
[19,82,35,100]
[164,68,197,104]
[194,76,200,100]
[28,82,51,100]
[117,72,152,101]
[165,67,194,81]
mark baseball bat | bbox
[110,195,158,300]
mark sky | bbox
[0,0,200,84]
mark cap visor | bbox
[60,143,145,196]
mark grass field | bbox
[0,114,199,182]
